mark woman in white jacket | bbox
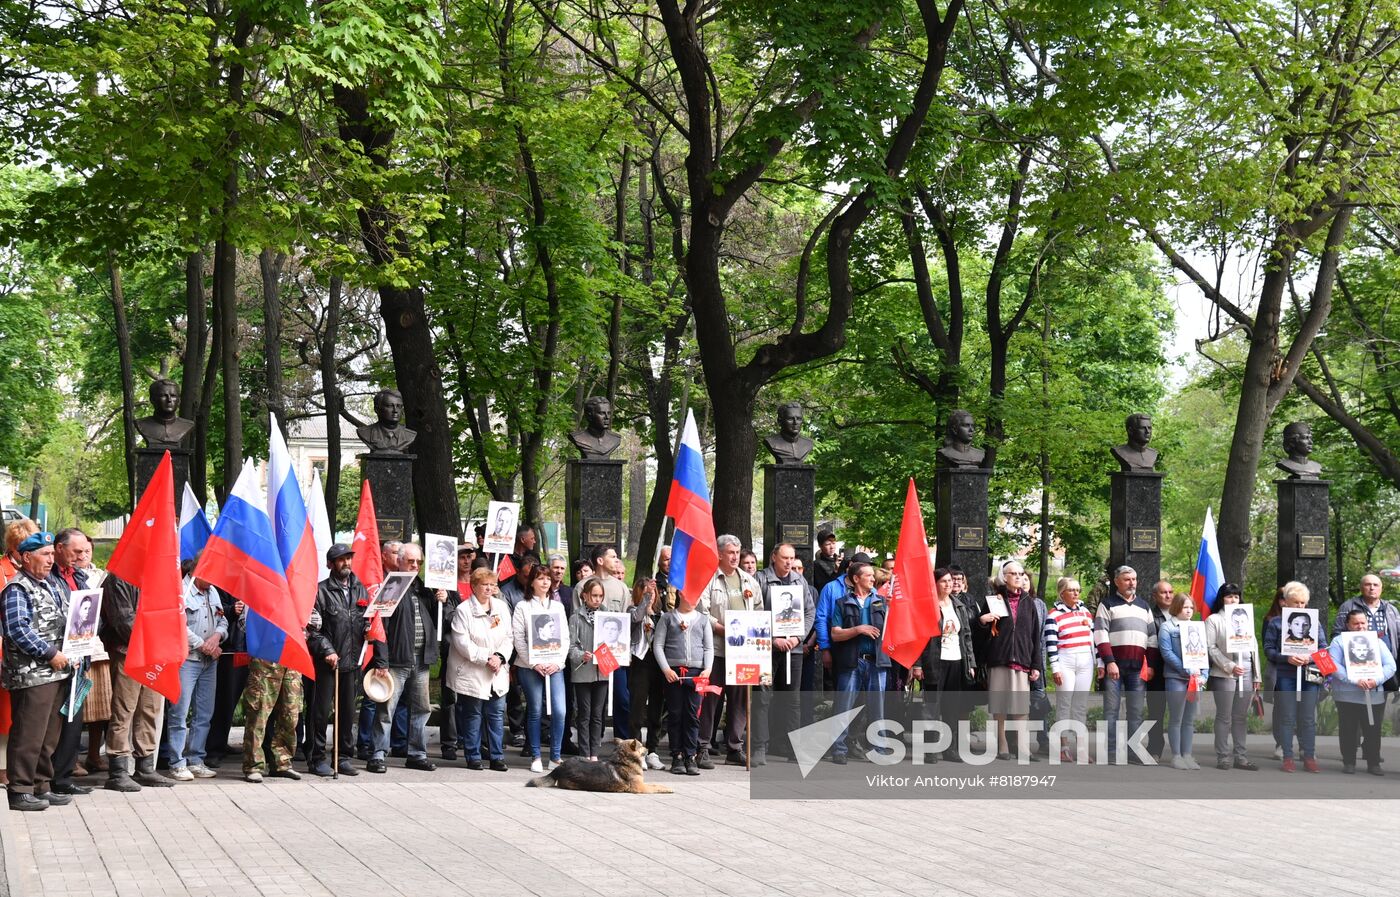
[447,567,513,771]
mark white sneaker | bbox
[187,764,217,779]
[1272,745,1284,760]
[547,760,561,772]
[168,766,195,782]
[645,752,663,770]
[1186,756,1201,770]
[244,771,263,783]
[1170,755,1190,770]
[529,758,544,774]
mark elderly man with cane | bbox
[306,544,370,777]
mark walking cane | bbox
[333,669,340,780]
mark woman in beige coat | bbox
[446,567,513,771]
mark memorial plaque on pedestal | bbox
[135,448,191,512]
[763,464,815,583]
[361,453,416,542]
[567,459,624,562]
[1278,478,1331,615]
[936,467,991,603]
[1109,471,1163,601]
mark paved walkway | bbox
[1,746,1397,897]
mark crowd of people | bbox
[1,517,1397,811]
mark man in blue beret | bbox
[1,532,75,811]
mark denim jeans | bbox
[1164,677,1198,758]
[454,693,505,762]
[832,657,887,757]
[611,670,632,739]
[1102,660,1145,757]
[163,655,219,768]
[372,665,430,761]
[518,667,566,761]
[1275,671,1319,760]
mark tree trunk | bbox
[193,269,222,503]
[261,248,287,433]
[108,254,137,511]
[27,469,41,528]
[331,83,462,542]
[214,14,252,502]
[321,275,343,524]
[214,226,241,501]
[709,380,760,544]
[180,250,207,420]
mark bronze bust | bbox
[356,388,417,454]
[569,396,622,460]
[1111,413,1159,473]
[134,378,194,450]
[763,402,814,465]
[938,409,985,468]
[1276,421,1322,479]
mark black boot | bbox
[134,756,174,787]
[104,757,141,793]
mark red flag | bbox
[360,610,386,670]
[882,478,941,669]
[496,554,517,583]
[594,642,619,677]
[350,481,383,597]
[105,452,185,702]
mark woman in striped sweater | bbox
[1045,577,1096,762]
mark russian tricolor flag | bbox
[194,456,315,678]
[1190,506,1224,620]
[664,410,718,602]
[179,482,213,562]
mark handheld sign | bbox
[1224,604,1255,654]
[724,609,772,687]
[984,594,1009,618]
[423,533,458,591]
[593,612,631,668]
[365,571,416,618]
[1343,630,1383,681]
[1280,608,1319,658]
[770,585,805,639]
[1180,621,1209,671]
[61,588,104,659]
[481,501,520,556]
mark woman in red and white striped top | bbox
[1045,577,1096,761]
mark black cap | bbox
[817,530,836,544]
[850,552,872,565]
[326,543,355,562]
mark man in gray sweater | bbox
[653,590,714,776]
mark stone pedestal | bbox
[1278,478,1331,615]
[1109,471,1163,601]
[135,448,191,511]
[361,453,415,542]
[567,459,624,562]
[936,467,990,602]
[763,464,815,582]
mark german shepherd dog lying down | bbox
[525,739,673,793]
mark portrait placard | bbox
[366,571,416,618]
[527,606,568,666]
[593,611,631,668]
[769,585,805,638]
[984,594,1009,618]
[1179,621,1209,670]
[1343,630,1383,681]
[1280,608,1320,658]
[423,533,458,591]
[61,588,104,658]
[1224,604,1255,654]
[724,609,773,686]
[482,501,520,555]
